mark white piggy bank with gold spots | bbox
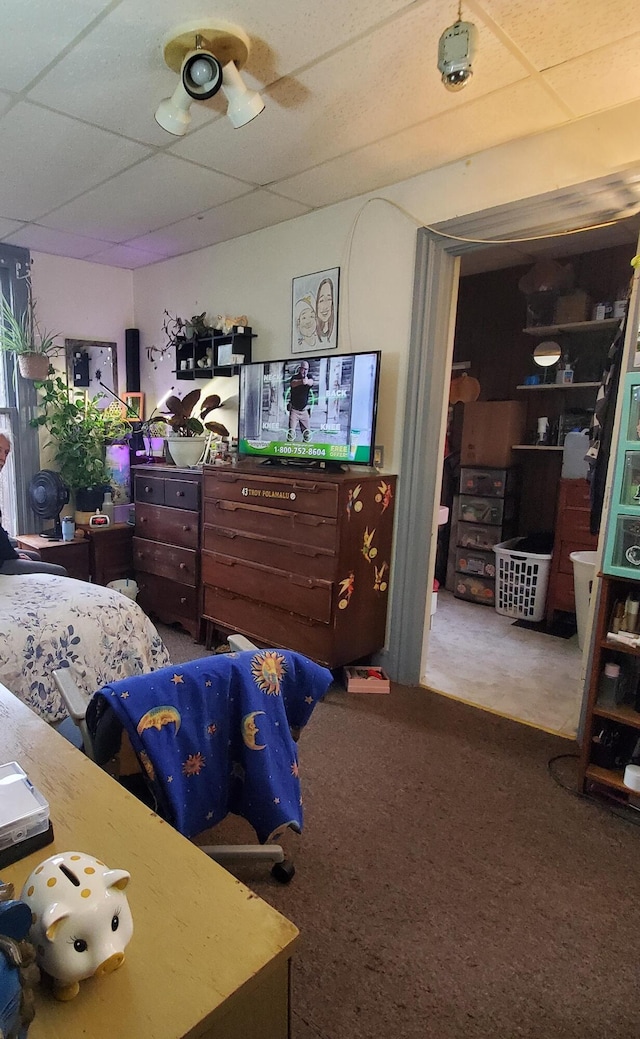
[21,850,133,1001]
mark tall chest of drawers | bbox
[132,465,202,639]
[545,477,598,624]
[201,465,397,668]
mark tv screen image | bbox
[239,351,380,466]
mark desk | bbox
[15,535,90,582]
[0,686,298,1039]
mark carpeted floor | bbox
[155,623,640,1039]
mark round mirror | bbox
[533,340,561,368]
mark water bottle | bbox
[598,662,621,705]
[101,491,115,525]
[61,516,75,542]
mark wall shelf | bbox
[523,318,620,337]
[511,444,563,451]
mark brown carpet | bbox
[155,623,640,1039]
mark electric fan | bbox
[28,470,70,540]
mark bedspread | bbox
[0,574,170,723]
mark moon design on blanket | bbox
[242,711,266,750]
[136,706,181,736]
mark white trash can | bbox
[107,578,139,602]
[570,550,598,650]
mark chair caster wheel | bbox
[271,860,295,884]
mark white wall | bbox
[30,251,134,393]
[133,99,640,475]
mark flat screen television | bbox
[238,351,380,467]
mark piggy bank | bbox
[21,852,133,1001]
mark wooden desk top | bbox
[0,686,298,1039]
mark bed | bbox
[0,574,170,723]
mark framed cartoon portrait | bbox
[291,267,339,354]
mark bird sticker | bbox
[338,571,355,609]
[242,711,267,751]
[251,650,286,695]
[375,480,393,513]
[136,706,181,736]
[361,527,378,563]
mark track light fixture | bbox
[154,21,264,137]
[437,3,477,92]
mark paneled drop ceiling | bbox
[1,0,640,268]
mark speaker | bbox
[125,328,140,392]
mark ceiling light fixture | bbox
[437,3,477,92]
[154,21,264,136]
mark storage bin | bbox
[454,573,495,606]
[493,537,552,621]
[457,521,504,552]
[459,467,509,498]
[455,546,496,578]
[107,578,139,601]
[458,495,510,526]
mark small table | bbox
[15,534,90,582]
[77,522,134,586]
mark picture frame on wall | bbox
[122,392,144,421]
[291,267,339,354]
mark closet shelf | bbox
[522,319,619,337]
[516,382,600,391]
[511,445,563,452]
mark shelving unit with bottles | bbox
[603,372,640,578]
[175,330,255,381]
[580,573,640,801]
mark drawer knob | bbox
[182,524,190,531]
[140,516,147,523]
[179,562,187,570]
[176,491,184,497]
[180,597,187,604]
[144,486,152,493]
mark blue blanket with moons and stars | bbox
[88,649,332,844]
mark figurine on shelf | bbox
[215,314,248,335]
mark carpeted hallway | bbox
[157,623,640,1039]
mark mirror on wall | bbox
[65,339,118,407]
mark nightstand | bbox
[15,534,90,582]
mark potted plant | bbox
[160,389,229,467]
[0,288,61,380]
[31,375,128,511]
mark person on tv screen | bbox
[287,360,314,443]
[295,296,318,351]
[316,278,335,343]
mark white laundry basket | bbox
[107,578,139,601]
[570,550,598,650]
[494,538,552,622]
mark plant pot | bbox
[18,353,50,380]
[75,486,107,514]
[165,436,208,468]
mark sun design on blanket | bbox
[182,752,206,776]
[251,650,287,695]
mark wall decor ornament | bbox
[291,267,339,354]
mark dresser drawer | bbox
[133,537,197,587]
[558,538,598,575]
[562,479,591,508]
[202,525,335,580]
[203,498,337,550]
[163,478,200,511]
[558,506,593,540]
[202,587,335,666]
[134,474,166,505]
[135,503,199,550]
[137,573,199,624]
[202,552,333,623]
[204,469,338,517]
[551,570,576,612]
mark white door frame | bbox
[384,171,640,687]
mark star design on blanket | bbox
[291,761,299,777]
[207,722,217,735]
[205,679,212,687]
[120,691,130,699]
[273,797,280,805]
[305,696,313,704]
[171,673,184,685]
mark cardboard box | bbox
[461,401,527,468]
[554,290,591,324]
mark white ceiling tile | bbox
[543,34,640,117]
[172,3,529,186]
[273,80,569,208]
[0,0,114,91]
[0,102,150,221]
[127,190,310,255]
[2,224,111,259]
[481,0,640,70]
[83,243,162,268]
[40,154,251,242]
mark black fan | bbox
[28,470,70,540]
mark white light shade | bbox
[221,61,264,128]
[154,81,193,136]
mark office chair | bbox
[53,636,332,882]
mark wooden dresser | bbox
[545,477,598,623]
[201,464,397,668]
[132,465,201,638]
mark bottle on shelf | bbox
[598,662,622,706]
[101,491,115,525]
